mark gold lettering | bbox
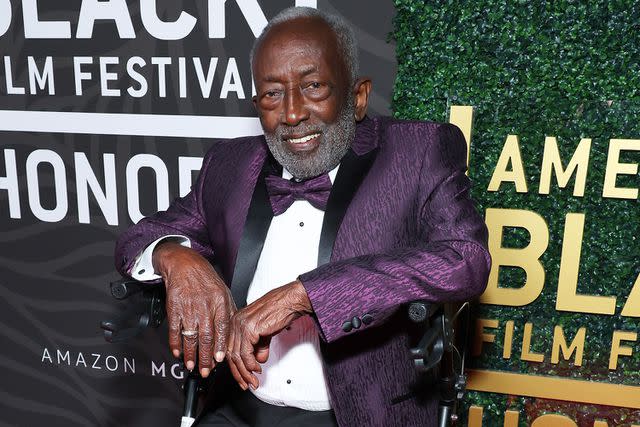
[487,135,528,193]
[621,272,640,317]
[521,322,544,363]
[467,406,483,427]
[531,414,577,426]
[504,410,519,427]
[503,320,514,359]
[481,208,548,306]
[551,325,586,366]
[602,139,640,199]
[538,137,591,197]
[609,330,637,370]
[473,319,499,357]
[448,105,474,168]
[556,213,616,315]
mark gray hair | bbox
[250,7,359,85]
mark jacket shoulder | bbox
[373,116,464,151]
[376,116,460,136]
[199,134,266,169]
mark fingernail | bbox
[249,383,256,390]
[215,351,225,363]
[241,384,248,391]
[201,368,210,377]
[186,361,194,371]
[172,349,180,358]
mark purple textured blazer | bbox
[114,116,491,427]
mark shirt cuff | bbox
[130,235,191,281]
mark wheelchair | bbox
[101,277,470,427]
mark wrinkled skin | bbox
[153,15,371,386]
[226,280,313,390]
[152,242,236,377]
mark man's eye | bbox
[264,91,280,98]
[302,82,330,100]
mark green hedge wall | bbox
[392,1,640,425]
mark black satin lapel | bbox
[318,148,379,266]
[230,170,273,308]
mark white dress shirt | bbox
[132,167,339,411]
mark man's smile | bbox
[283,132,322,152]
[287,133,321,143]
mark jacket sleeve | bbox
[114,147,216,278]
[299,124,491,343]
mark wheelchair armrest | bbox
[409,300,471,427]
[408,301,448,373]
[109,277,146,300]
[408,300,439,323]
[100,277,166,343]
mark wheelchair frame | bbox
[101,278,469,427]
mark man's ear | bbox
[252,95,258,109]
[353,77,372,121]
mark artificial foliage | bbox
[392,1,640,425]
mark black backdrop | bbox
[0,1,396,425]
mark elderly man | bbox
[115,6,490,427]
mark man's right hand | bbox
[152,242,236,378]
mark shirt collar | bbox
[282,165,340,184]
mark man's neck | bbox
[282,165,340,184]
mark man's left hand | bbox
[227,279,313,390]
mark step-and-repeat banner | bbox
[0,1,396,425]
[4,1,639,426]
[393,1,640,426]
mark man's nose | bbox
[282,88,309,126]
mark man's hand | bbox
[152,242,236,378]
[227,280,312,390]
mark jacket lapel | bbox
[229,159,277,308]
[317,147,378,266]
[230,117,380,305]
[318,117,380,266]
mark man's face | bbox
[252,18,356,180]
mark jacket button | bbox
[342,321,353,333]
[362,314,373,325]
[351,316,361,329]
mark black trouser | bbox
[195,384,338,427]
